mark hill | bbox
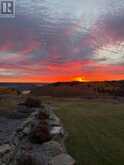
[31,80,124,98]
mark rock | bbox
[49,153,75,165]
[22,126,31,135]
[49,114,60,124]
[0,144,15,164]
[49,113,61,127]
[49,119,60,127]
[42,141,65,160]
[50,126,64,137]
[0,144,12,156]
[21,115,36,129]
[15,143,48,165]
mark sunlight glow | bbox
[73,76,88,82]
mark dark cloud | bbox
[92,10,124,47]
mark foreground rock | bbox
[50,153,75,165]
[0,98,75,165]
[0,144,15,164]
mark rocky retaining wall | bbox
[0,101,75,165]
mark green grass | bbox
[0,98,16,108]
[42,97,124,165]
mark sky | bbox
[0,0,124,82]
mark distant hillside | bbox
[0,88,18,95]
[31,80,124,98]
[0,83,46,92]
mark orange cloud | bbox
[0,59,123,82]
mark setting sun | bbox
[73,76,88,82]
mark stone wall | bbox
[0,101,75,165]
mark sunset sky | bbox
[0,0,124,82]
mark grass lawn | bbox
[42,97,124,165]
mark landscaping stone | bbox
[0,144,12,156]
[0,144,15,164]
[49,113,60,124]
[50,126,64,137]
[42,141,65,160]
[22,126,31,135]
[49,119,61,127]
[49,153,75,165]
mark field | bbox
[42,97,124,165]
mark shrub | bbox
[29,121,51,144]
[37,111,49,120]
[24,97,41,108]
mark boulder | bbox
[15,143,48,165]
[0,144,15,164]
[50,126,64,137]
[49,114,60,125]
[49,153,75,165]
[22,126,31,135]
[49,119,60,127]
[41,141,65,160]
[0,144,14,156]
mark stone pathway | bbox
[0,98,75,165]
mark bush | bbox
[37,111,49,120]
[24,97,41,108]
[29,121,51,144]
